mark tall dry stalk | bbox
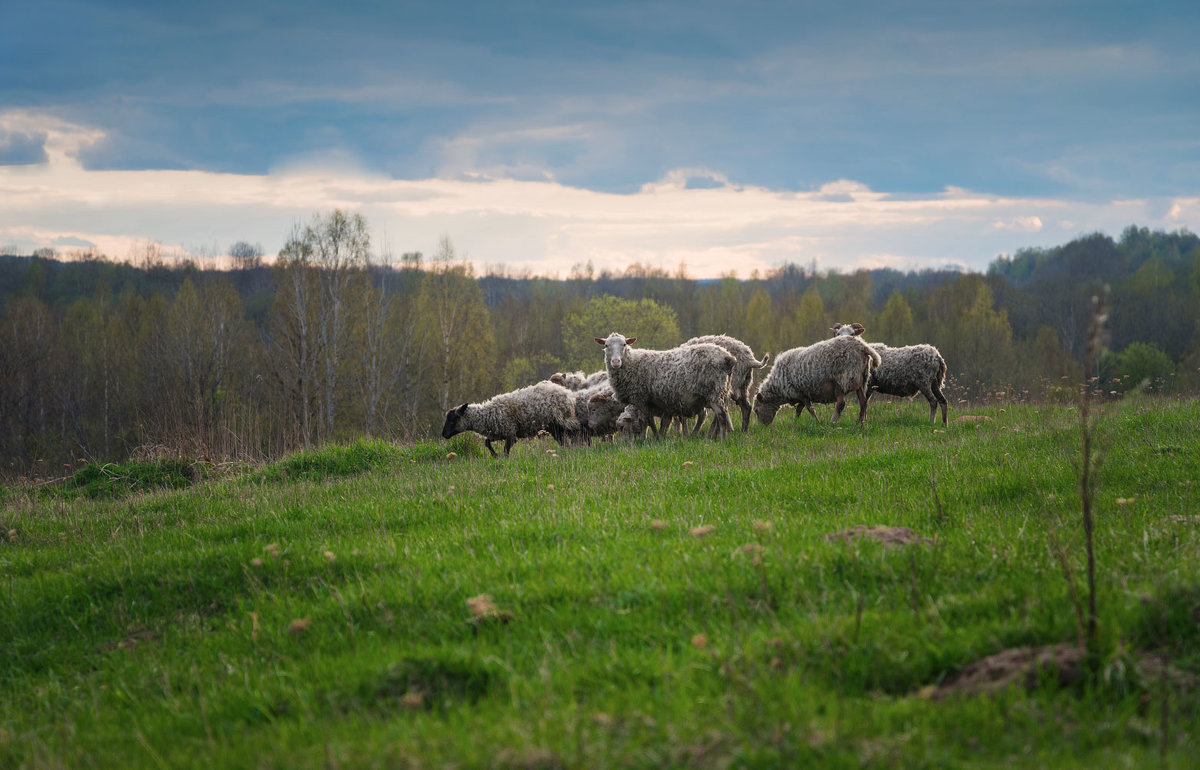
[1078,285,1110,660]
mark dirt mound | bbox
[824,525,933,547]
[954,415,993,424]
[924,644,1084,700]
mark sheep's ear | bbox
[852,323,865,336]
[625,337,636,345]
[594,337,606,345]
[830,325,839,334]
[455,403,469,415]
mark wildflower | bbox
[742,543,765,555]
[753,520,773,532]
[265,543,281,558]
[1116,497,1135,505]
[690,525,716,537]
[691,633,708,649]
[547,484,554,491]
[400,691,424,709]
[650,520,667,530]
[249,558,264,567]
[288,618,312,634]
[682,461,694,467]
[323,550,336,562]
[467,594,513,624]
[446,452,458,460]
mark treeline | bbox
[1,216,1197,477]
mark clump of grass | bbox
[255,439,406,482]
[44,458,210,499]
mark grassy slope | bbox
[1,399,1198,769]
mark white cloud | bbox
[3,112,1196,276]
[992,216,1044,233]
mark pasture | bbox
[2,398,1198,768]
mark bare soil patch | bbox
[924,644,1084,700]
[825,525,933,547]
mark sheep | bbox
[616,404,650,441]
[593,332,736,440]
[753,335,881,425]
[682,334,770,432]
[584,389,628,439]
[441,381,580,457]
[571,382,617,444]
[831,322,948,424]
[549,370,608,390]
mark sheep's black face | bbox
[441,403,469,439]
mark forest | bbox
[1,213,1197,479]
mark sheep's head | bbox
[441,403,469,439]
[586,391,621,430]
[752,393,781,426]
[594,332,636,369]
[548,373,567,386]
[831,322,865,337]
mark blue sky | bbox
[2,0,1198,275]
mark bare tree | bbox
[229,241,264,270]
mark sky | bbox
[1,0,1198,277]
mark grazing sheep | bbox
[683,334,769,432]
[549,370,608,390]
[594,332,736,440]
[572,382,617,444]
[585,389,628,439]
[616,404,650,441]
[753,335,881,425]
[441,381,580,457]
[831,323,948,424]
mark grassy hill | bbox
[2,398,1198,768]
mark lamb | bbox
[441,381,580,457]
[831,322,948,424]
[549,370,608,390]
[752,335,881,425]
[682,334,769,432]
[594,332,736,439]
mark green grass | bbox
[2,398,1199,768]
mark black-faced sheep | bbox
[753,335,881,425]
[594,332,736,439]
[832,323,948,425]
[441,381,580,457]
[682,334,769,432]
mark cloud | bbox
[992,216,1044,232]
[2,111,1196,277]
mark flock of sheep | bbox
[440,324,948,457]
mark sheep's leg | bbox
[690,412,706,436]
[832,391,846,422]
[932,383,949,425]
[856,387,869,424]
[503,438,515,456]
[484,438,499,458]
[646,409,662,438]
[735,397,752,432]
[918,385,938,423]
[806,403,818,420]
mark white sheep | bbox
[594,332,736,439]
[441,381,580,457]
[753,335,881,425]
[832,323,948,424]
[682,334,769,432]
[549,370,609,390]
